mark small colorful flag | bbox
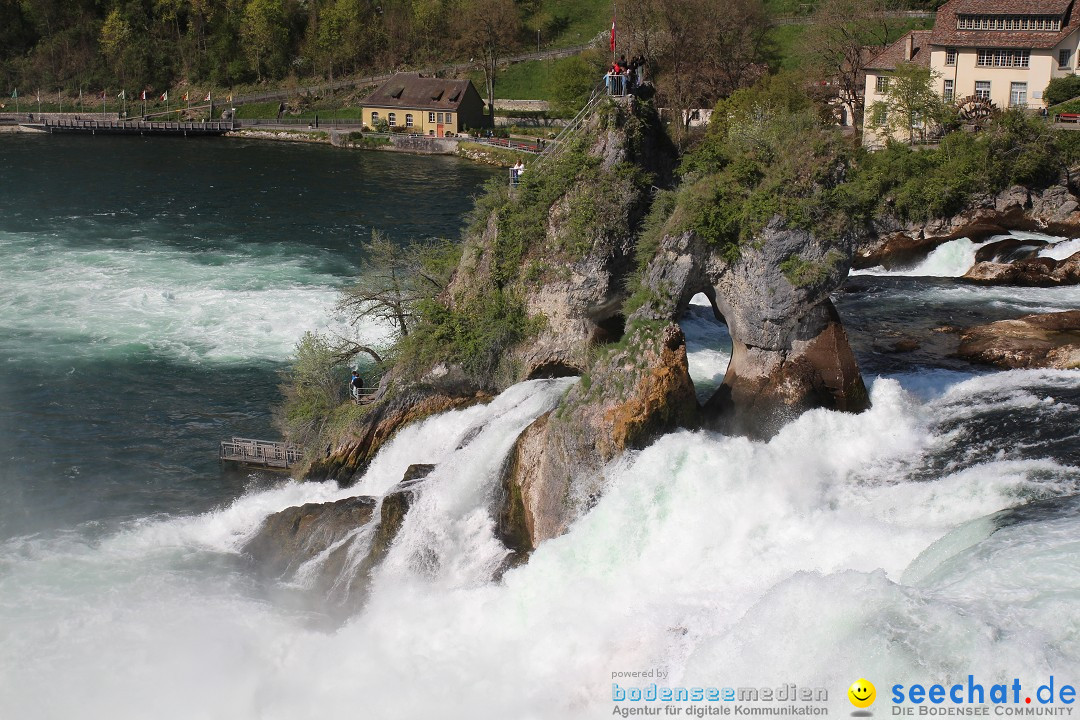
[203,91,211,102]
[160,91,168,102]
[227,94,232,103]
[117,89,125,100]
[10,89,15,99]
[182,92,189,102]
[610,13,616,53]
[141,90,148,101]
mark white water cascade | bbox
[2,369,1078,719]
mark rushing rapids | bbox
[1,135,1078,720]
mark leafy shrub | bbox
[1045,75,1080,107]
[274,332,348,446]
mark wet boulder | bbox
[243,496,378,579]
[957,310,1080,370]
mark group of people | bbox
[608,55,646,94]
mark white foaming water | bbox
[1039,237,1080,261]
[898,283,1080,315]
[683,293,732,401]
[852,237,996,277]
[0,230,375,363]
[1,373,1078,718]
[853,231,1076,278]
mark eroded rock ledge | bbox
[963,250,1080,287]
[957,311,1080,370]
[857,184,1080,270]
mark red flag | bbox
[182,92,188,102]
[204,91,211,102]
[159,91,168,102]
[610,15,616,53]
[141,90,148,100]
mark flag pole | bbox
[13,89,17,115]
[613,2,617,63]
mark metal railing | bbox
[351,387,380,405]
[605,73,627,97]
[536,81,607,166]
[234,117,365,128]
[40,118,235,132]
[220,437,301,468]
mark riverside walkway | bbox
[27,118,235,136]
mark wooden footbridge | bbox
[220,437,301,470]
[27,118,235,136]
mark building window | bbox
[975,81,991,99]
[405,113,413,128]
[1010,82,1028,107]
[371,111,379,124]
[388,112,396,126]
[958,15,1061,31]
[976,48,1030,67]
[445,113,454,125]
[946,48,957,66]
[428,112,435,123]
[943,79,955,103]
[872,103,888,126]
[1060,49,1073,68]
[876,75,890,93]
[437,112,444,123]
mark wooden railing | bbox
[219,437,301,468]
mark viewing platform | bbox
[27,118,235,136]
[220,437,301,469]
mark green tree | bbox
[875,61,944,145]
[337,230,459,340]
[275,331,348,447]
[798,0,905,134]
[99,8,134,84]
[625,0,769,139]
[1045,74,1080,107]
[242,0,289,82]
[457,0,521,124]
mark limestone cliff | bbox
[288,95,870,572]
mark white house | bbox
[864,0,1080,146]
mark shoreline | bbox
[225,128,533,166]
[2,119,538,167]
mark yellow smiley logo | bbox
[848,678,876,708]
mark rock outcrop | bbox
[306,374,490,485]
[301,96,872,566]
[244,496,378,580]
[243,463,439,608]
[963,250,1080,286]
[856,184,1080,270]
[957,310,1080,370]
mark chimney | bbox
[905,33,914,61]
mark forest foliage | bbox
[0,0,580,92]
